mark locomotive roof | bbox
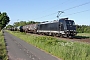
[40,20,59,24]
[40,18,74,24]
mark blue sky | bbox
[0,0,90,25]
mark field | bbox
[7,31,90,60]
[77,33,90,38]
[0,31,8,60]
[73,33,90,39]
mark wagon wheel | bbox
[60,35,63,38]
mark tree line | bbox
[0,12,10,31]
[13,21,39,27]
[6,21,39,28]
[76,25,90,33]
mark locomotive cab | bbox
[59,18,77,37]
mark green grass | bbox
[75,33,90,39]
[77,33,90,37]
[0,31,8,60]
[7,31,90,60]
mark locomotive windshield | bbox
[65,20,75,25]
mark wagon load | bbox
[28,24,37,33]
[22,24,37,33]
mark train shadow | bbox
[73,36,89,39]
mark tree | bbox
[6,25,13,29]
[26,21,40,25]
[13,21,40,27]
[76,25,90,33]
[0,12,10,31]
[13,21,27,27]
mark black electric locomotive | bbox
[37,18,77,37]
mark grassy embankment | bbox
[0,31,8,60]
[7,31,90,60]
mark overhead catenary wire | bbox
[33,12,57,20]
[32,0,73,20]
[43,0,71,12]
[40,9,90,25]
[33,1,90,20]
[63,1,90,11]
[61,9,90,17]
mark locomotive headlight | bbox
[74,30,76,31]
[74,33,76,34]
[70,30,73,31]
[67,30,69,31]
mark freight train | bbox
[9,18,77,38]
